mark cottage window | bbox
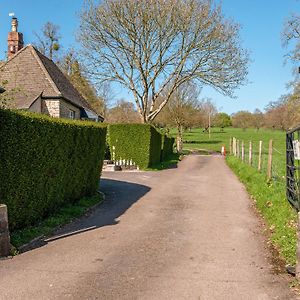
[69,109,75,119]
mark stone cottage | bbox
[0,17,103,121]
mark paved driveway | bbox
[0,155,297,299]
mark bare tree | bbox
[287,83,300,127]
[155,81,201,151]
[34,22,61,60]
[231,110,253,131]
[58,49,106,116]
[251,109,264,131]
[282,14,300,63]
[79,0,249,123]
[264,91,300,130]
[107,99,141,123]
[198,98,217,138]
[98,81,113,118]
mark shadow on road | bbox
[21,178,151,252]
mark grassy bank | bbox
[11,193,104,250]
[226,156,297,265]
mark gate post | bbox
[0,204,11,257]
[297,212,300,278]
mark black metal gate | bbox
[286,126,300,211]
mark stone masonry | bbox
[60,99,80,120]
[0,204,10,257]
[42,99,60,118]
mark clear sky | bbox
[0,0,298,114]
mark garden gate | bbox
[286,126,300,211]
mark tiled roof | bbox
[0,45,98,115]
[8,91,41,109]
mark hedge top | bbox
[0,108,107,129]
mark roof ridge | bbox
[29,46,61,96]
[1,44,102,117]
[35,50,97,111]
[0,44,31,69]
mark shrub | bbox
[0,109,107,230]
[108,124,162,169]
[161,135,175,161]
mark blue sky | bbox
[0,0,298,114]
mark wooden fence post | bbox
[233,138,236,156]
[0,204,10,257]
[267,139,273,180]
[237,140,240,158]
[258,141,262,171]
[249,141,252,166]
[241,141,245,162]
[229,137,232,155]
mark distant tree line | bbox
[232,84,300,131]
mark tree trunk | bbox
[176,125,183,153]
[139,112,147,124]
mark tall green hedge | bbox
[108,124,162,169]
[0,109,107,230]
[162,135,175,160]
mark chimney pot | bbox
[11,17,18,32]
[7,17,24,60]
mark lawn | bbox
[170,127,286,179]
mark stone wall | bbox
[42,99,60,118]
[60,99,80,120]
[42,98,80,119]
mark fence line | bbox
[258,141,262,172]
[249,141,252,166]
[230,137,284,184]
[273,147,283,155]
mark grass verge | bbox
[146,153,181,171]
[226,156,297,265]
[11,193,104,250]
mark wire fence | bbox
[230,137,285,185]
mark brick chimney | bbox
[7,17,24,60]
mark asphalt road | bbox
[0,155,297,299]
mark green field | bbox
[170,127,297,265]
[171,127,286,179]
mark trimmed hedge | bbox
[162,135,175,161]
[0,109,107,230]
[108,124,162,169]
